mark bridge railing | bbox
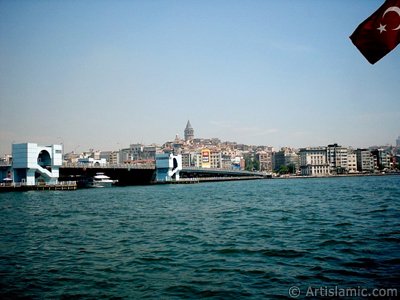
[62,162,155,169]
[182,167,266,176]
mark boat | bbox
[88,173,118,188]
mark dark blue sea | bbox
[1,176,400,299]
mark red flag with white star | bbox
[350,0,400,64]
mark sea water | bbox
[1,176,399,299]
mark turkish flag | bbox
[350,0,400,64]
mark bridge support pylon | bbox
[155,153,182,182]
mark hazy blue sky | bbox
[1,0,399,154]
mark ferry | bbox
[88,173,118,188]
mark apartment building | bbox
[371,149,391,170]
[356,149,375,173]
[347,150,358,173]
[273,147,299,172]
[257,150,273,172]
[327,144,348,174]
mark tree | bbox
[244,155,259,171]
[253,158,260,171]
[277,164,296,175]
[278,165,289,174]
[287,164,296,174]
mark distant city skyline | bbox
[1,1,399,155]
[1,119,399,156]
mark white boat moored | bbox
[88,173,118,188]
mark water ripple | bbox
[1,176,400,298]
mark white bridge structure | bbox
[12,143,62,186]
[155,153,182,182]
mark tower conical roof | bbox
[184,120,194,141]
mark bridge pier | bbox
[155,153,182,182]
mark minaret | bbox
[184,120,194,141]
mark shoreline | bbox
[271,172,400,180]
[1,172,398,192]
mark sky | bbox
[0,0,399,155]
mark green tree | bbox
[278,165,289,174]
[244,157,252,171]
[244,155,259,171]
[253,159,260,171]
[287,164,296,174]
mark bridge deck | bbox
[61,163,155,169]
[61,164,266,177]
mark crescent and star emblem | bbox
[377,6,400,33]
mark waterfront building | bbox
[0,157,8,166]
[109,151,120,165]
[190,148,222,169]
[371,149,391,170]
[184,120,194,141]
[0,165,12,182]
[93,150,101,160]
[129,144,156,161]
[81,149,101,160]
[257,150,273,172]
[201,149,211,168]
[77,157,107,167]
[1,154,12,165]
[100,151,112,162]
[181,152,190,168]
[130,144,144,161]
[273,147,300,172]
[327,143,348,174]
[299,147,330,176]
[142,146,157,160]
[394,154,400,169]
[0,154,12,183]
[12,143,62,185]
[193,153,202,168]
[210,150,222,169]
[116,144,157,164]
[229,156,245,170]
[63,152,79,164]
[356,149,375,173]
[221,154,233,170]
[239,157,246,170]
[347,150,358,173]
[181,152,199,168]
[118,148,131,164]
[100,151,120,165]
